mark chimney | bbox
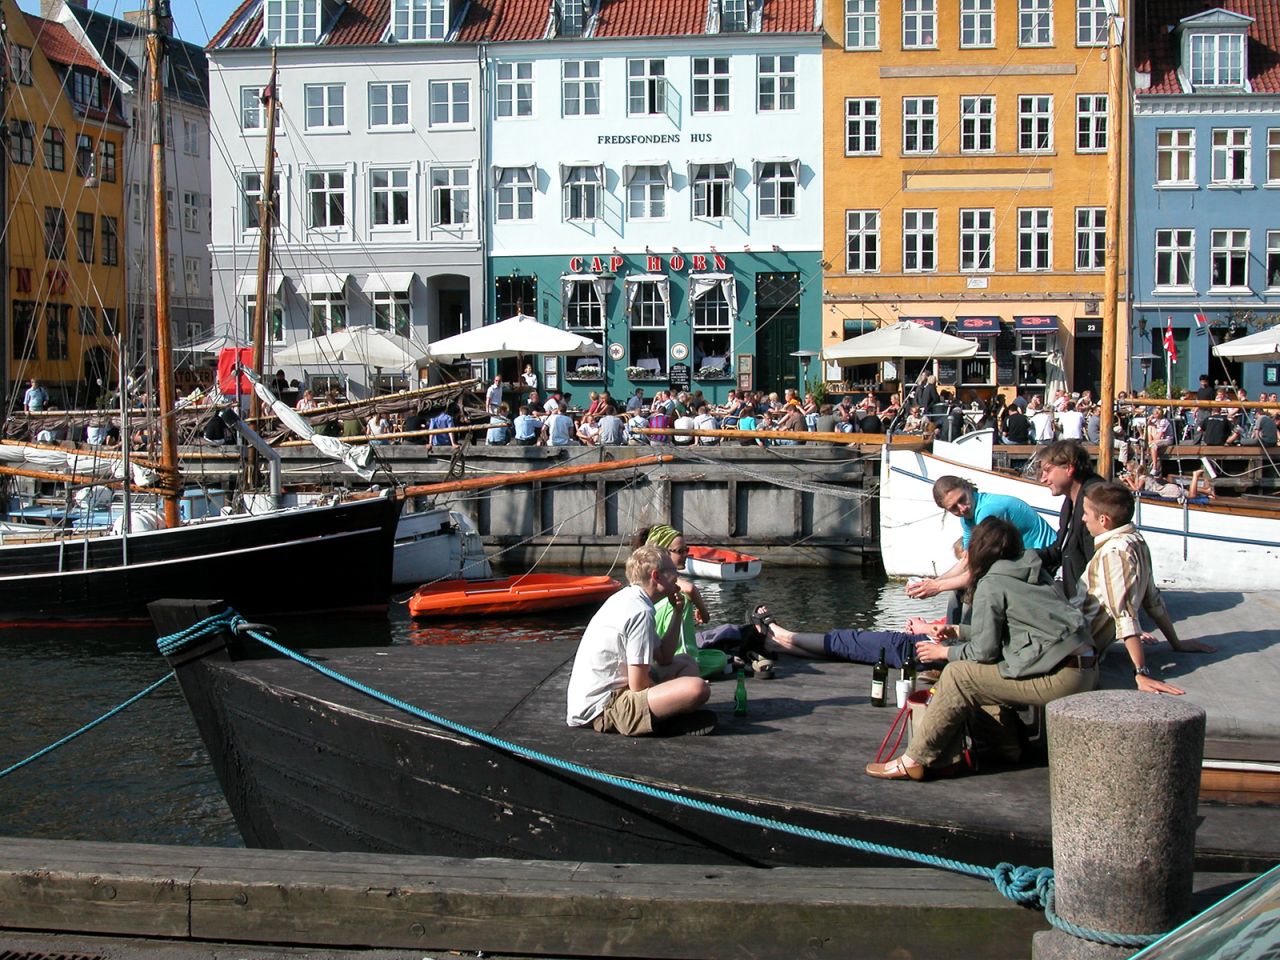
[124,9,171,35]
[40,0,61,20]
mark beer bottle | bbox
[901,643,917,691]
[734,669,748,717]
[871,648,888,707]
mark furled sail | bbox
[0,444,157,487]
[251,380,375,480]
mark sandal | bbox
[745,603,777,631]
[747,650,776,679]
[865,757,926,781]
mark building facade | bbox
[206,0,486,397]
[1131,1,1280,397]
[45,1,215,387]
[4,3,126,406]
[481,0,824,405]
[822,0,1128,405]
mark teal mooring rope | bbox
[156,609,1161,950]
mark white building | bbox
[205,0,487,397]
[483,0,825,401]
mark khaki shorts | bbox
[592,687,653,736]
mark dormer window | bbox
[265,0,321,44]
[70,70,102,109]
[557,0,584,37]
[720,0,749,32]
[1190,32,1244,87]
[392,0,448,41]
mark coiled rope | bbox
[153,608,1160,948]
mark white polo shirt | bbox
[566,585,656,727]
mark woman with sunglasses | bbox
[636,525,711,662]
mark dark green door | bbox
[754,273,800,395]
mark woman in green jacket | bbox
[867,516,1098,781]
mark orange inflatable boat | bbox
[408,573,623,618]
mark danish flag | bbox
[1163,316,1178,364]
[1193,313,1207,328]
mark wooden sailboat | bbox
[0,8,401,622]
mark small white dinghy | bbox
[683,545,762,581]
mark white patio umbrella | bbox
[273,325,429,370]
[424,313,602,361]
[821,321,978,365]
[1212,326,1280,361]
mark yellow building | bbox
[823,0,1129,403]
[5,1,126,406]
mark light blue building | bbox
[1131,3,1280,397]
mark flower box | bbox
[626,367,666,380]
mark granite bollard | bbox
[1032,690,1205,960]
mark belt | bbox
[1057,654,1097,670]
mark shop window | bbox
[495,275,537,321]
[626,280,668,379]
[692,281,734,379]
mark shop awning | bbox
[297,272,349,296]
[901,316,942,331]
[624,274,671,317]
[954,315,1001,336]
[490,163,536,186]
[1015,315,1059,331]
[752,157,800,179]
[622,162,671,184]
[361,272,416,293]
[235,273,283,296]
[558,162,603,183]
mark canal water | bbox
[0,566,942,847]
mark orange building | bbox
[4,1,126,407]
[822,0,1129,404]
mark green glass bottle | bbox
[901,643,917,692]
[871,647,888,707]
[734,669,748,717]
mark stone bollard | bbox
[1032,690,1205,960]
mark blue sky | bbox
[19,0,235,46]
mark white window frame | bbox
[495,166,535,222]
[691,162,734,220]
[309,292,347,336]
[183,119,199,155]
[757,161,798,219]
[961,95,995,153]
[428,80,470,127]
[692,57,731,115]
[1211,128,1250,185]
[626,165,667,221]
[960,0,994,47]
[1019,0,1052,46]
[372,290,411,337]
[391,0,448,41]
[1267,231,1280,289]
[562,164,602,222]
[304,83,346,131]
[719,0,749,32]
[495,62,534,119]
[757,55,796,112]
[368,81,410,129]
[903,209,937,273]
[845,210,880,273]
[902,0,936,48]
[1210,229,1250,290]
[239,86,279,131]
[431,167,471,228]
[844,0,879,50]
[845,98,880,155]
[1076,94,1107,153]
[184,256,201,296]
[1075,207,1105,271]
[960,208,994,273]
[1017,207,1053,272]
[265,0,321,44]
[562,60,601,117]
[1155,228,1194,289]
[1076,0,1106,46]
[182,190,200,232]
[1190,32,1244,88]
[306,169,347,230]
[564,279,606,336]
[1268,129,1280,185]
[903,97,937,155]
[1156,128,1195,186]
[1018,94,1053,153]
[369,167,411,229]
[627,58,666,116]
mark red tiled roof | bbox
[24,13,103,70]
[1136,0,1280,95]
[211,0,815,48]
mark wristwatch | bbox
[1134,665,1152,677]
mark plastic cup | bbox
[895,678,911,708]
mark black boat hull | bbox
[0,493,401,621]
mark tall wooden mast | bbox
[1097,12,1126,480]
[250,49,279,425]
[147,0,180,526]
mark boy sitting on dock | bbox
[1076,482,1215,696]
[566,546,713,736]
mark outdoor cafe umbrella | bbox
[821,320,978,365]
[1212,325,1280,361]
[273,325,429,371]
[424,314,602,361]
